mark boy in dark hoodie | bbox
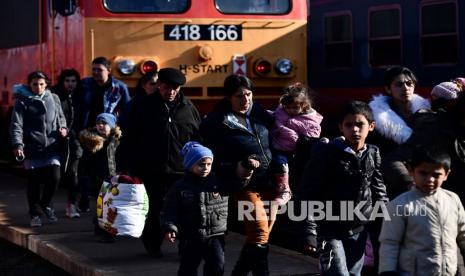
[297,101,388,275]
[161,142,228,276]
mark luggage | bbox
[97,175,149,238]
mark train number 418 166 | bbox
[164,24,242,41]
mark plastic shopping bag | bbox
[97,175,149,237]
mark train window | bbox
[421,2,458,64]
[216,0,290,14]
[0,0,40,49]
[104,0,189,13]
[324,13,352,69]
[369,7,401,67]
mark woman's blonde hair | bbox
[279,82,312,113]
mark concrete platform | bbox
[0,172,319,275]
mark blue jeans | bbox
[318,230,367,276]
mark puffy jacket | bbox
[379,187,465,276]
[297,138,388,246]
[200,99,274,190]
[10,85,67,159]
[270,105,323,152]
[123,91,201,178]
[161,173,228,240]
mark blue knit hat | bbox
[181,141,213,171]
[96,113,117,129]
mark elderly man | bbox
[122,67,201,257]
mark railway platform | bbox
[0,170,319,276]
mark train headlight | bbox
[275,58,293,75]
[254,59,272,76]
[117,59,136,75]
[140,60,158,74]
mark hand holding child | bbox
[165,231,176,243]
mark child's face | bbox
[191,157,213,178]
[284,103,303,117]
[410,162,449,195]
[338,113,375,151]
[96,121,111,136]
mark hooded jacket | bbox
[270,105,323,152]
[379,187,465,276]
[10,84,67,160]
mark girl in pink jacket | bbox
[271,83,323,205]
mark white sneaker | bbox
[30,216,42,227]
[65,204,80,218]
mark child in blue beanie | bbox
[161,141,229,275]
[79,113,121,242]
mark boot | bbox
[250,244,270,276]
[231,244,252,276]
[274,173,292,206]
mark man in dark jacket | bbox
[122,68,201,257]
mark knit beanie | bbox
[181,141,213,171]
[431,82,460,100]
[96,113,117,129]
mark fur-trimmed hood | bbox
[369,94,430,145]
[79,127,122,153]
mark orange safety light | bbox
[254,59,272,76]
[140,60,158,74]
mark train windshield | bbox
[104,0,189,13]
[216,0,291,14]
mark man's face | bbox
[91,64,110,85]
[158,82,181,102]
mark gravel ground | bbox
[0,238,69,276]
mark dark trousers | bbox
[178,236,225,276]
[26,165,60,217]
[61,158,79,204]
[141,173,182,254]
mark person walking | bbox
[10,71,67,227]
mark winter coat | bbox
[200,99,275,190]
[379,187,465,276]
[52,86,82,159]
[79,76,130,129]
[10,85,67,160]
[79,127,121,180]
[270,105,323,152]
[368,94,430,156]
[122,91,201,178]
[297,138,388,246]
[381,109,465,201]
[161,173,228,240]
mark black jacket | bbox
[122,91,201,178]
[161,173,228,240]
[200,99,274,190]
[297,138,388,246]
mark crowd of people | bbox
[8,61,465,275]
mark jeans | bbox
[318,230,367,276]
[178,236,225,276]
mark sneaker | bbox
[76,206,91,213]
[30,216,42,227]
[65,204,80,218]
[43,207,58,222]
